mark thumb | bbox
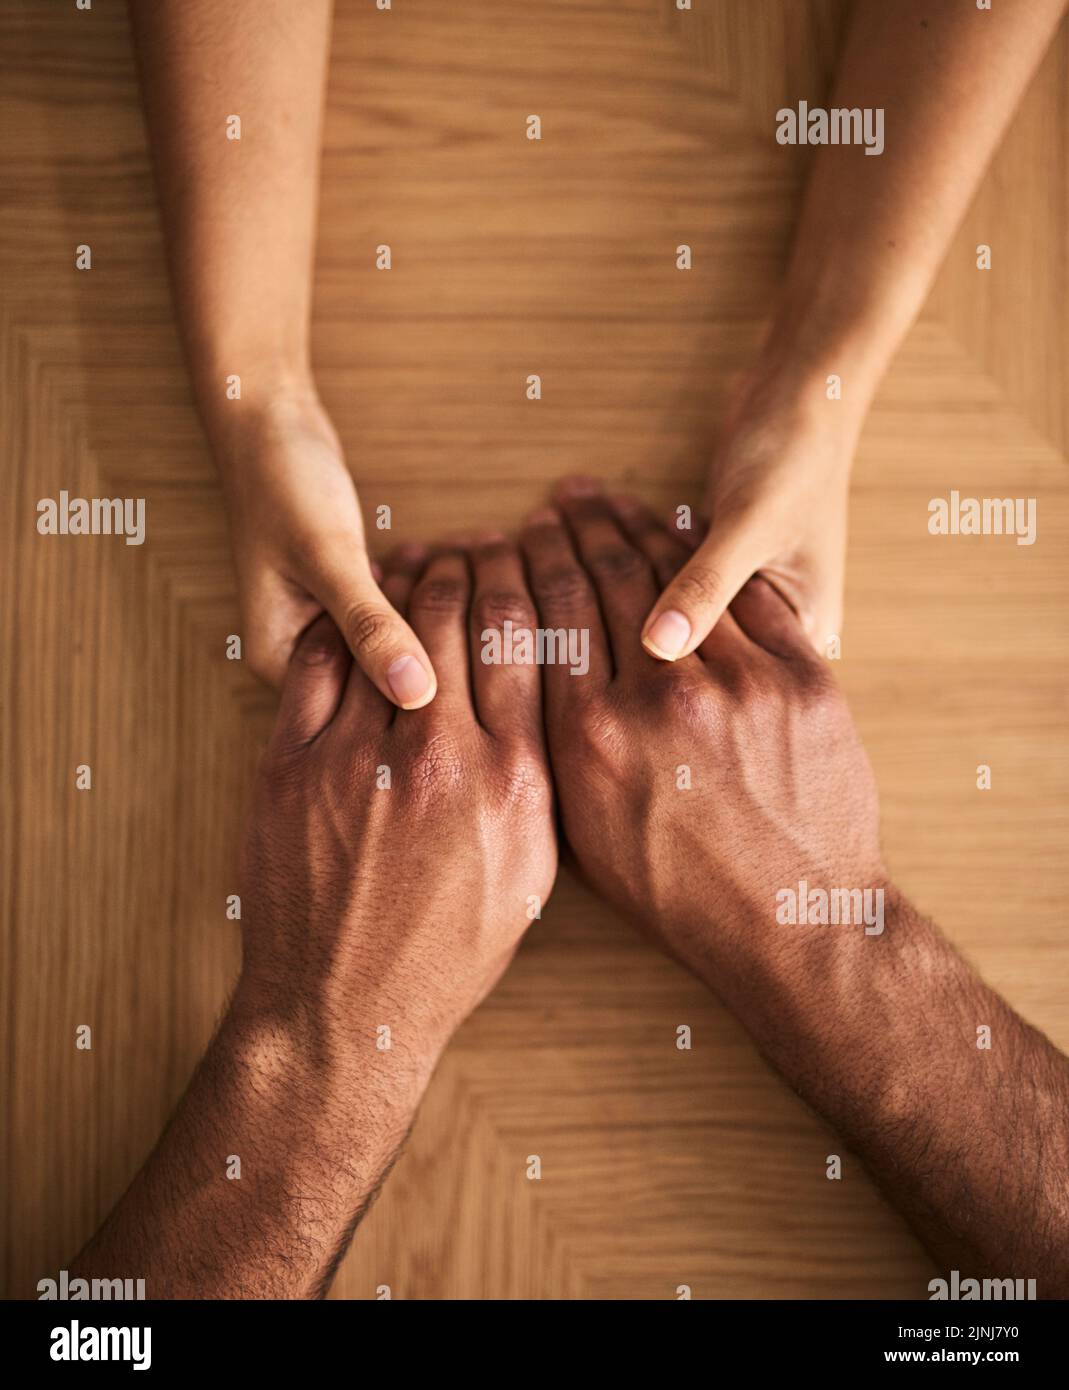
[317,548,438,710]
[640,519,765,661]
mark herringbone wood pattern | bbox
[1,0,1066,1299]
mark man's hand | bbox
[238,536,557,1055]
[520,484,883,990]
[521,483,1069,1296]
[71,539,556,1298]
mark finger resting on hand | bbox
[468,534,544,744]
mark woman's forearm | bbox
[128,0,334,449]
[758,0,1067,410]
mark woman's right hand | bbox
[218,390,438,708]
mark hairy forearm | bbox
[70,986,434,1299]
[757,0,1067,410]
[128,0,334,446]
[717,888,1069,1296]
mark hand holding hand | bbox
[236,536,557,1068]
[640,376,857,662]
[519,485,883,996]
[219,391,438,708]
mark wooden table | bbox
[2,0,1066,1299]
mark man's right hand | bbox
[70,538,558,1299]
[236,534,558,1072]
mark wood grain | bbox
[1,0,1066,1300]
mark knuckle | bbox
[652,664,714,722]
[534,564,591,607]
[474,588,535,633]
[472,536,514,562]
[412,576,469,614]
[588,545,648,581]
[403,732,467,801]
[344,602,395,658]
[496,749,552,815]
[794,654,838,707]
[615,505,656,537]
[670,562,725,611]
[566,702,628,774]
[723,662,765,710]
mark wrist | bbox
[225,976,440,1124]
[195,370,328,473]
[744,276,891,429]
[691,864,900,1017]
[88,987,435,1299]
[700,880,951,1103]
[729,342,872,446]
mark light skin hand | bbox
[641,0,1069,662]
[218,389,437,705]
[643,381,855,658]
[523,485,1069,1296]
[128,0,436,705]
[70,541,556,1298]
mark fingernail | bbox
[643,609,691,660]
[525,507,560,526]
[387,654,433,707]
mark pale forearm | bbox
[758,0,1067,409]
[128,0,334,446]
[718,889,1069,1295]
[71,988,432,1299]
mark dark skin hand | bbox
[67,495,1069,1299]
[71,540,556,1298]
[511,480,1069,1296]
[519,479,884,983]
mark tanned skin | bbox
[521,479,1069,1297]
[77,0,1069,1299]
[72,542,557,1297]
[71,498,1069,1297]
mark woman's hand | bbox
[638,375,858,663]
[219,390,438,708]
